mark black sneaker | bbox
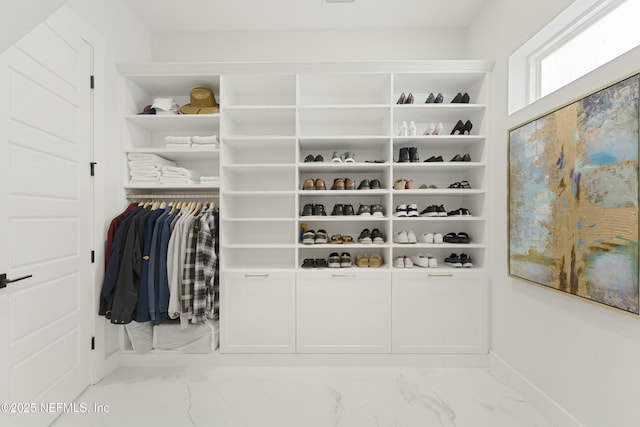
[304,154,315,162]
[371,228,384,243]
[461,208,471,216]
[343,204,355,215]
[436,205,447,217]
[358,228,372,244]
[328,252,341,268]
[445,253,462,268]
[313,204,327,216]
[331,204,344,216]
[357,204,372,216]
[447,208,463,216]
[409,147,419,162]
[340,252,353,268]
[460,253,473,268]
[301,204,314,216]
[407,203,419,217]
[420,205,438,217]
[370,179,382,189]
[315,258,329,268]
[358,179,370,190]
[315,229,329,244]
[371,204,384,217]
[301,258,316,268]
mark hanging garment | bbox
[136,207,166,322]
[193,208,218,323]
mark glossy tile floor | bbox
[53,366,551,427]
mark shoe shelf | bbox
[392,189,485,195]
[124,147,220,163]
[298,190,388,196]
[224,105,296,111]
[223,164,295,171]
[393,135,486,144]
[299,216,390,222]
[392,104,486,110]
[392,216,483,221]
[298,73,391,105]
[298,108,391,137]
[298,243,391,249]
[394,243,484,249]
[392,162,485,171]
[298,163,389,172]
[222,74,295,106]
[125,114,220,131]
[124,183,220,190]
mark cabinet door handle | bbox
[428,273,454,277]
[244,274,270,278]
[332,274,356,278]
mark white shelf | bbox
[298,190,388,196]
[223,136,297,141]
[124,183,220,189]
[222,217,294,222]
[391,267,486,272]
[125,147,219,162]
[224,190,295,196]
[299,104,390,110]
[393,104,486,110]
[392,189,485,195]
[392,216,484,221]
[297,266,391,271]
[298,163,389,172]
[299,243,391,249]
[125,114,220,131]
[393,135,486,144]
[224,105,295,111]
[300,216,389,221]
[223,164,295,171]
[222,244,296,249]
[393,162,485,171]
[392,243,485,249]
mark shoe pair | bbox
[302,229,329,245]
[396,92,414,104]
[443,232,471,244]
[329,252,352,268]
[398,147,419,163]
[451,92,471,103]
[448,180,471,189]
[418,183,438,189]
[447,207,472,217]
[397,120,417,136]
[356,253,384,268]
[419,232,443,244]
[357,179,383,190]
[303,154,324,163]
[420,205,447,217]
[393,256,414,268]
[445,253,473,268]
[301,258,329,268]
[411,253,438,268]
[358,228,384,244]
[331,151,356,163]
[393,230,417,244]
[451,120,473,135]
[331,178,355,190]
[394,204,418,217]
[302,178,326,190]
[394,178,414,190]
[422,122,444,135]
[425,92,444,104]
[330,234,354,244]
[450,153,472,162]
[424,155,443,162]
[357,204,385,217]
[331,204,355,216]
[301,204,327,216]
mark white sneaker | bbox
[411,253,430,268]
[428,255,438,268]
[433,233,443,244]
[407,230,417,243]
[393,256,405,268]
[393,230,409,243]
[403,256,414,268]
[419,232,434,243]
[407,203,419,217]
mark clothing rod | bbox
[126,194,219,200]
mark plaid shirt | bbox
[181,214,200,328]
[193,209,218,323]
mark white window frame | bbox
[508,0,628,114]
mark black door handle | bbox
[0,273,33,289]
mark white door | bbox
[0,15,93,427]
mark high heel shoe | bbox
[462,120,473,135]
[398,120,408,136]
[396,93,406,104]
[434,122,444,135]
[409,120,417,136]
[425,92,435,103]
[434,93,444,103]
[423,122,435,135]
[450,120,465,135]
[461,92,470,103]
[451,92,463,103]
[406,93,414,104]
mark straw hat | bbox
[180,87,219,114]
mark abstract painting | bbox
[509,73,640,315]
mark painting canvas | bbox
[509,74,640,315]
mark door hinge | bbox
[91,336,95,350]
[90,75,94,89]
[90,162,97,176]
[91,250,95,263]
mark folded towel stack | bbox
[160,166,200,185]
[128,153,176,184]
[165,136,192,149]
[164,135,219,148]
[192,135,219,147]
[199,176,220,185]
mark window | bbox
[508,0,640,113]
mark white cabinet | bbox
[392,270,488,353]
[220,271,295,353]
[296,270,391,353]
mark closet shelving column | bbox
[295,73,394,353]
[390,71,490,353]
[219,74,297,353]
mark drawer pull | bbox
[332,274,356,278]
[244,274,270,278]
[428,273,454,277]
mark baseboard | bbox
[490,351,583,427]
[119,352,490,368]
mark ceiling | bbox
[122,0,489,32]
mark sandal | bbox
[459,180,471,189]
[405,179,414,189]
[443,232,460,243]
[356,254,369,267]
[341,234,354,244]
[368,254,383,268]
[457,232,470,244]
[330,234,343,244]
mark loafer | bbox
[331,204,344,216]
[304,154,315,163]
[345,178,356,190]
[357,204,372,216]
[371,228,384,243]
[358,179,370,190]
[331,178,345,190]
[313,204,327,216]
[302,179,315,190]
[370,179,382,189]
[358,228,372,244]
[301,204,314,216]
[314,178,326,190]
[371,204,384,217]
[343,204,355,215]
[328,252,341,268]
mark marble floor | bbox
[53,366,551,427]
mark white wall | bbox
[152,28,466,62]
[0,0,68,55]
[467,1,640,426]
[63,0,152,377]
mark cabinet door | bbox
[296,270,391,353]
[220,271,295,353]
[392,271,488,353]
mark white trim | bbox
[490,352,584,427]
